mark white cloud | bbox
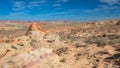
[29,0,47,5]
[82,0,120,13]
[53,0,69,7]
[28,0,47,8]
[12,7,25,11]
[82,5,119,13]
[100,0,119,5]
[55,7,64,9]
[8,11,27,16]
[12,0,47,10]
[12,1,26,11]
[53,4,61,6]
[37,9,83,16]
[98,5,109,9]
[56,0,69,3]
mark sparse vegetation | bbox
[85,34,120,46]
[85,37,107,46]
[0,19,120,68]
[60,58,66,63]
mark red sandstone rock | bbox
[26,23,46,35]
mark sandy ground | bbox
[0,19,120,68]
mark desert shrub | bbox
[11,45,17,49]
[58,32,80,43]
[66,34,80,42]
[104,53,120,67]
[107,34,120,40]
[70,29,78,34]
[74,53,82,60]
[60,58,66,63]
[54,47,69,56]
[85,34,120,46]
[85,37,107,46]
[95,38,107,46]
[74,43,81,48]
[105,34,120,46]
[5,39,10,43]
[108,38,120,46]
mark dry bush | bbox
[58,31,80,43]
[85,34,120,46]
[85,37,107,46]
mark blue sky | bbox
[0,0,120,21]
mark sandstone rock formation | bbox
[2,48,55,68]
[26,23,46,35]
[116,20,120,25]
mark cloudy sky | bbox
[0,0,120,21]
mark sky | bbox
[0,0,120,21]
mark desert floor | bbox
[0,19,120,68]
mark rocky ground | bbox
[0,19,120,68]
